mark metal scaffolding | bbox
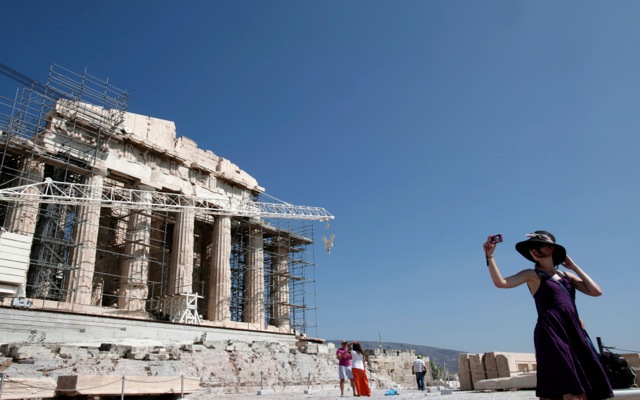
[229,217,317,336]
[0,64,329,336]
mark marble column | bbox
[271,238,290,329]
[167,205,195,295]
[4,157,44,235]
[207,216,231,321]
[64,169,105,304]
[243,227,264,325]
[118,185,152,312]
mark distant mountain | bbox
[327,340,463,374]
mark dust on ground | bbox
[192,388,537,400]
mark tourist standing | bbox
[484,231,613,400]
[337,340,356,397]
[412,354,427,391]
[351,342,371,397]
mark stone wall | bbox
[0,338,425,396]
[0,339,336,396]
[366,348,431,389]
[0,308,418,396]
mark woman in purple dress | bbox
[483,231,613,400]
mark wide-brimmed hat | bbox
[515,230,566,265]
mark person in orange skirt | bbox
[350,342,371,397]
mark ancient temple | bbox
[0,64,332,336]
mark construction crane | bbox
[0,178,334,221]
[0,64,332,337]
[0,63,333,222]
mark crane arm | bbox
[0,63,70,100]
[0,178,333,221]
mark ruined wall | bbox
[0,339,338,396]
[366,348,431,389]
[111,110,262,195]
[2,99,316,331]
[0,338,423,396]
[457,351,536,390]
[0,308,417,395]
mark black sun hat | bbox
[515,230,567,265]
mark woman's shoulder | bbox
[516,268,539,279]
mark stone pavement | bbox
[191,388,538,399]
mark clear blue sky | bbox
[2,1,639,354]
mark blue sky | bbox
[2,1,639,354]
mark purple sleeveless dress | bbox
[533,270,613,399]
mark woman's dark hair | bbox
[352,341,364,355]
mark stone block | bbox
[457,353,473,390]
[305,344,319,354]
[126,351,147,360]
[610,388,640,399]
[483,352,499,379]
[250,341,270,352]
[0,377,56,399]
[474,373,536,390]
[202,340,225,350]
[59,346,90,360]
[468,354,486,387]
[10,345,55,361]
[57,375,200,396]
[494,352,536,376]
[317,344,330,354]
[145,352,169,361]
[99,343,131,357]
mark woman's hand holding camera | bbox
[483,235,500,257]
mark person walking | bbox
[350,342,371,397]
[412,354,427,391]
[337,340,356,397]
[484,230,613,400]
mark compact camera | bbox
[490,234,503,244]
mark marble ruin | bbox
[0,64,332,336]
[457,351,537,390]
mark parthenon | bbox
[0,64,332,336]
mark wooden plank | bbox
[56,375,201,396]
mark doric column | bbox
[271,238,290,329]
[4,157,44,235]
[64,169,105,304]
[118,185,152,312]
[167,204,195,295]
[243,227,264,325]
[207,216,231,321]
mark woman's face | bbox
[529,244,554,260]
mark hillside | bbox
[327,340,463,374]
